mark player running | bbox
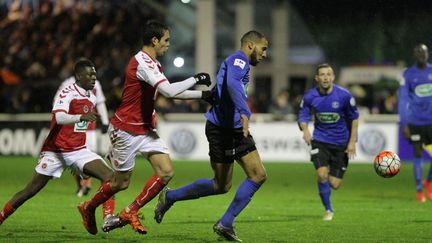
[399,43,432,203]
[154,30,268,242]
[77,20,213,234]
[0,58,116,235]
[54,72,110,197]
[298,63,359,221]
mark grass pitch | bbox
[0,156,431,242]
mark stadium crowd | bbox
[0,0,398,119]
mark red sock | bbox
[127,175,166,212]
[87,181,115,211]
[102,196,115,219]
[0,202,15,224]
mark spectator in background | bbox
[268,89,294,121]
[398,43,432,203]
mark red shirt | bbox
[111,51,167,135]
[41,84,96,152]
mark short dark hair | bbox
[316,63,332,74]
[74,58,94,75]
[240,30,265,45]
[142,20,169,45]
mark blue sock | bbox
[166,178,215,203]
[220,178,261,228]
[413,158,423,192]
[427,161,432,181]
[318,181,332,212]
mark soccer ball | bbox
[374,151,401,178]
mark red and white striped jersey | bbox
[42,84,96,152]
[111,50,167,135]
[54,76,105,130]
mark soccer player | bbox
[54,72,110,197]
[399,43,432,203]
[77,20,213,234]
[0,58,116,235]
[154,30,269,242]
[298,63,359,221]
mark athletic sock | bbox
[220,178,261,228]
[413,158,423,192]
[318,181,333,212]
[87,181,115,211]
[427,161,432,182]
[102,196,115,219]
[166,178,215,203]
[126,175,166,212]
[0,202,15,224]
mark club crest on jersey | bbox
[83,105,89,113]
[429,74,432,80]
[233,58,246,69]
[331,101,339,109]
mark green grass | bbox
[0,156,431,242]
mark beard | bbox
[250,49,259,66]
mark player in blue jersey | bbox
[398,43,432,203]
[154,30,268,242]
[298,63,359,221]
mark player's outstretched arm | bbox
[156,73,209,98]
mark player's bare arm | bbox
[299,122,312,145]
[346,119,359,159]
[240,114,249,137]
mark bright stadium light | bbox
[181,0,191,3]
[173,57,185,68]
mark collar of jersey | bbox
[73,83,88,97]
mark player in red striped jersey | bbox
[55,73,110,198]
[0,59,116,235]
[78,20,213,234]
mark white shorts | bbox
[35,148,103,179]
[106,125,169,171]
[86,130,97,153]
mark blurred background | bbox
[3,0,432,118]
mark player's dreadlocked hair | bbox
[240,30,265,46]
[142,20,169,45]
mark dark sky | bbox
[289,0,432,65]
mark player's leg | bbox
[409,125,426,202]
[70,149,121,235]
[413,142,425,202]
[124,153,172,214]
[214,129,264,242]
[154,162,230,224]
[0,173,51,225]
[76,130,97,197]
[310,141,334,219]
[218,149,266,227]
[155,121,230,224]
[422,127,432,201]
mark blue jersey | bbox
[298,84,359,146]
[205,51,251,128]
[398,64,432,126]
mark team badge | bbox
[41,163,47,169]
[233,58,246,69]
[83,105,89,113]
[331,101,339,109]
[350,97,356,106]
[428,74,432,80]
